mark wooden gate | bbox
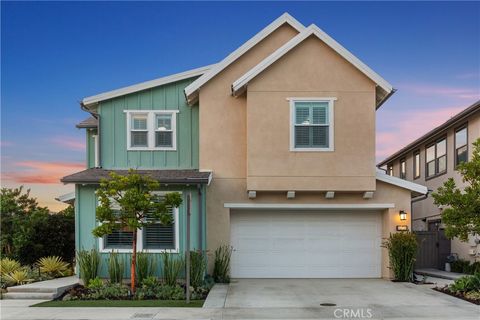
[415,230,451,270]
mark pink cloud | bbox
[376,105,466,161]
[50,137,85,151]
[3,160,84,184]
[398,83,480,100]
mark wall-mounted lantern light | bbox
[399,210,407,221]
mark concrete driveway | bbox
[223,278,480,319]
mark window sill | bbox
[127,147,177,151]
[290,147,334,152]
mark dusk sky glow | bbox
[1,2,479,211]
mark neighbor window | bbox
[455,126,468,165]
[100,192,179,252]
[290,98,335,151]
[387,163,393,176]
[426,137,447,178]
[400,158,406,179]
[126,110,177,150]
[413,150,420,179]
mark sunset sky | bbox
[2,2,479,211]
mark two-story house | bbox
[62,13,427,279]
[378,101,480,269]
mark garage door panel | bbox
[230,210,382,278]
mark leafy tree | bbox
[0,187,49,257]
[93,170,182,293]
[58,205,75,218]
[432,138,480,241]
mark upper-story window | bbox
[387,163,393,176]
[413,150,420,179]
[126,110,178,151]
[426,137,447,178]
[455,126,468,165]
[400,158,406,179]
[289,98,335,151]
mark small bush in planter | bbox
[382,232,417,282]
[161,253,184,286]
[135,276,184,300]
[107,251,125,284]
[190,250,206,288]
[77,249,100,285]
[213,245,232,283]
[136,251,156,285]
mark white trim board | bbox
[82,64,216,107]
[232,24,394,108]
[376,171,428,195]
[224,203,395,210]
[184,13,305,104]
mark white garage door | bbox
[230,210,382,278]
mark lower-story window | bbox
[99,192,179,253]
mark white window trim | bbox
[93,135,99,167]
[125,110,179,151]
[98,191,180,254]
[288,97,336,152]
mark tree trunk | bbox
[131,229,137,294]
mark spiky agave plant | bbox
[5,269,34,285]
[37,256,70,277]
[0,258,21,277]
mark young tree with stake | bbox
[92,170,182,293]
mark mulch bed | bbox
[433,287,480,305]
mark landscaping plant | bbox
[0,258,21,276]
[37,256,70,277]
[4,269,33,286]
[77,249,100,285]
[213,245,232,283]
[161,252,184,286]
[107,251,125,284]
[93,170,182,293]
[135,277,184,300]
[382,232,418,282]
[136,251,156,285]
[190,250,206,288]
[432,138,480,242]
[449,272,480,293]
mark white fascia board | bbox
[224,203,395,210]
[184,13,305,100]
[82,64,216,107]
[232,24,393,97]
[376,171,428,195]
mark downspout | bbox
[197,184,203,251]
[80,102,101,168]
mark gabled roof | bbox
[232,24,394,108]
[378,100,480,167]
[76,116,98,129]
[55,192,75,204]
[376,171,428,196]
[184,13,305,104]
[82,64,215,108]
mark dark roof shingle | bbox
[76,116,98,129]
[61,168,211,185]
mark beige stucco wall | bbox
[388,110,480,262]
[246,35,377,191]
[197,24,416,278]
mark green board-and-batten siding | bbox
[75,184,206,279]
[98,78,199,170]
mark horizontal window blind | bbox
[143,194,176,250]
[104,229,134,249]
[294,102,329,148]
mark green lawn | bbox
[32,299,204,308]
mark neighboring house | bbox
[62,13,427,279]
[378,101,480,268]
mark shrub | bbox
[135,277,184,300]
[161,253,184,286]
[136,252,156,285]
[449,272,480,293]
[382,232,417,282]
[77,249,100,285]
[0,258,21,276]
[213,245,232,283]
[86,283,130,300]
[190,250,206,288]
[4,269,33,286]
[107,251,124,284]
[451,260,480,275]
[87,277,104,289]
[37,256,70,277]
